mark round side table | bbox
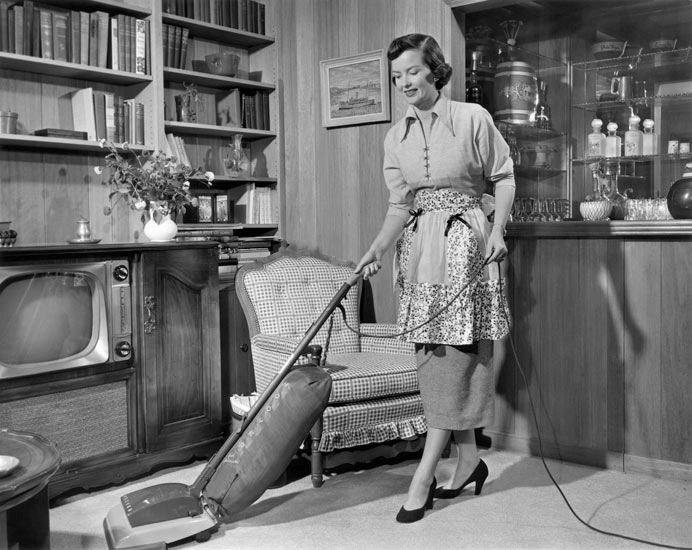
[0,428,61,550]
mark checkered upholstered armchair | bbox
[235,248,426,487]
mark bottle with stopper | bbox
[642,118,660,156]
[605,121,621,158]
[624,110,643,157]
[587,118,606,158]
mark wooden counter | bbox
[490,221,692,482]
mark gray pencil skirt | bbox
[416,340,494,431]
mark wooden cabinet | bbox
[138,246,223,452]
[0,243,223,499]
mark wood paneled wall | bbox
[277,0,463,322]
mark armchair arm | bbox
[250,334,312,392]
[360,323,415,355]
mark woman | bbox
[355,34,514,523]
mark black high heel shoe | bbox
[434,459,488,499]
[395,477,436,523]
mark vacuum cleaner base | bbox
[103,483,218,549]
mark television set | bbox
[0,259,132,379]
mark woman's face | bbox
[390,48,438,110]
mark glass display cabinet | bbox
[459,0,692,221]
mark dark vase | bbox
[666,165,692,219]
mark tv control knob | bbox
[115,341,132,358]
[113,264,129,282]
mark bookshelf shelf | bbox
[165,120,275,140]
[0,53,153,84]
[0,134,147,152]
[52,0,151,17]
[163,67,274,92]
[162,13,274,47]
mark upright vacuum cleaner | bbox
[103,271,362,549]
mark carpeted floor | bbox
[48,448,692,550]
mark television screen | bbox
[0,273,95,365]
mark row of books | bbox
[59,87,145,145]
[232,183,276,225]
[162,23,188,69]
[216,89,271,131]
[165,133,193,167]
[0,1,150,74]
[163,0,266,35]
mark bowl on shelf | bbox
[580,199,612,221]
[205,52,240,77]
[591,40,627,60]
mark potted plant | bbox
[97,139,214,241]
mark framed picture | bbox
[197,194,214,223]
[215,194,231,223]
[319,49,390,128]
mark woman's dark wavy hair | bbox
[387,33,452,90]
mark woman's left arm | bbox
[485,184,514,263]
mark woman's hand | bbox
[485,225,508,264]
[355,250,382,280]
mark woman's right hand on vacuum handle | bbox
[355,215,406,280]
[355,249,382,280]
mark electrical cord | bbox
[339,258,691,549]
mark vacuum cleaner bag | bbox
[204,365,332,520]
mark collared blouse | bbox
[383,94,515,222]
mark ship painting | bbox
[321,50,390,127]
[338,90,376,110]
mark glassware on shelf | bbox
[466,50,486,107]
[497,20,523,62]
[529,79,551,130]
[642,118,660,156]
[224,134,251,178]
[624,110,643,157]
[605,122,621,157]
[587,118,606,158]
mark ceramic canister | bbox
[494,61,537,125]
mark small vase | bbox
[143,207,178,242]
[224,134,251,177]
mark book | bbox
[88,11,98,65]
[109,15,118,70]
[92,89,107,140]
[124,14,133,72]
[104,91,116,142]
[12,4,23,55]
[34,128,87,139]
[68,10,80,63]
[96,10,108,68]
[172,24,181,69]
[22,0,32,56]
[179,26,189,70]
[52,9,68,62]
[66,87,97,140]
[38,7,51,59]
[134,101,144,145]
[79,10,89,64]
[134,18,146,74]
[114,95,124,143]
[0,1,10,53]
[123,98,136,142]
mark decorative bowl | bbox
[205,52,240,77]
[591,41,627,60]
[580,200,612,221]
[0,455,20,478]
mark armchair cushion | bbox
[323,352,418,403]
